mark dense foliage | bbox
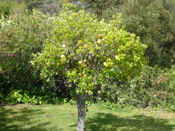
[83,0,124,16]
[0,0,26,17]
[32,5,146,95]
[0,0,175,114]
[82,0,175,110]
[120,0,175,67]
[0,1,12,16]
[97,66,175,110]
[84,0,175,68]
[0,9,54,104]
[32,4,146,130]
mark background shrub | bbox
[5,90,60,105]
[0,0,26,17]
[97,65,175,109]
[0,10,54,104]
[0,1,12,16]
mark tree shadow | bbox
[0,106,50,131]
[85,113,175,131]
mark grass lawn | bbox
[0,104,175,131]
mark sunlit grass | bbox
[0,104,175,131]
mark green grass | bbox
[0,104,175,131]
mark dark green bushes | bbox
[120,1,175,67]
[39,3,61,15]
[97,66,175,109]
[0,6,73,105]
[0,10,54,104]
[83,0,124,16]
[24,0,59,11]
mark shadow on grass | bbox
[86,113,175,131]
[0,106,50,131]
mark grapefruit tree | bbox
[32,4,146,131]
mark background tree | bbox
[120,0,175,67]
[33,4,146,131]
[83,0,124,17]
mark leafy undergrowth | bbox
[0,104,175,131]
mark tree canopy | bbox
[32,4,146,130]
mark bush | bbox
[0,10,54,101]
[0,8,72,104]
[0,1,12,16]
[117,66,164,108]
[97,65,175,109]
[5,90,60,105]
[25,0,44,10]
[0,1,26,17]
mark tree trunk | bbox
[76,95,86,131]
